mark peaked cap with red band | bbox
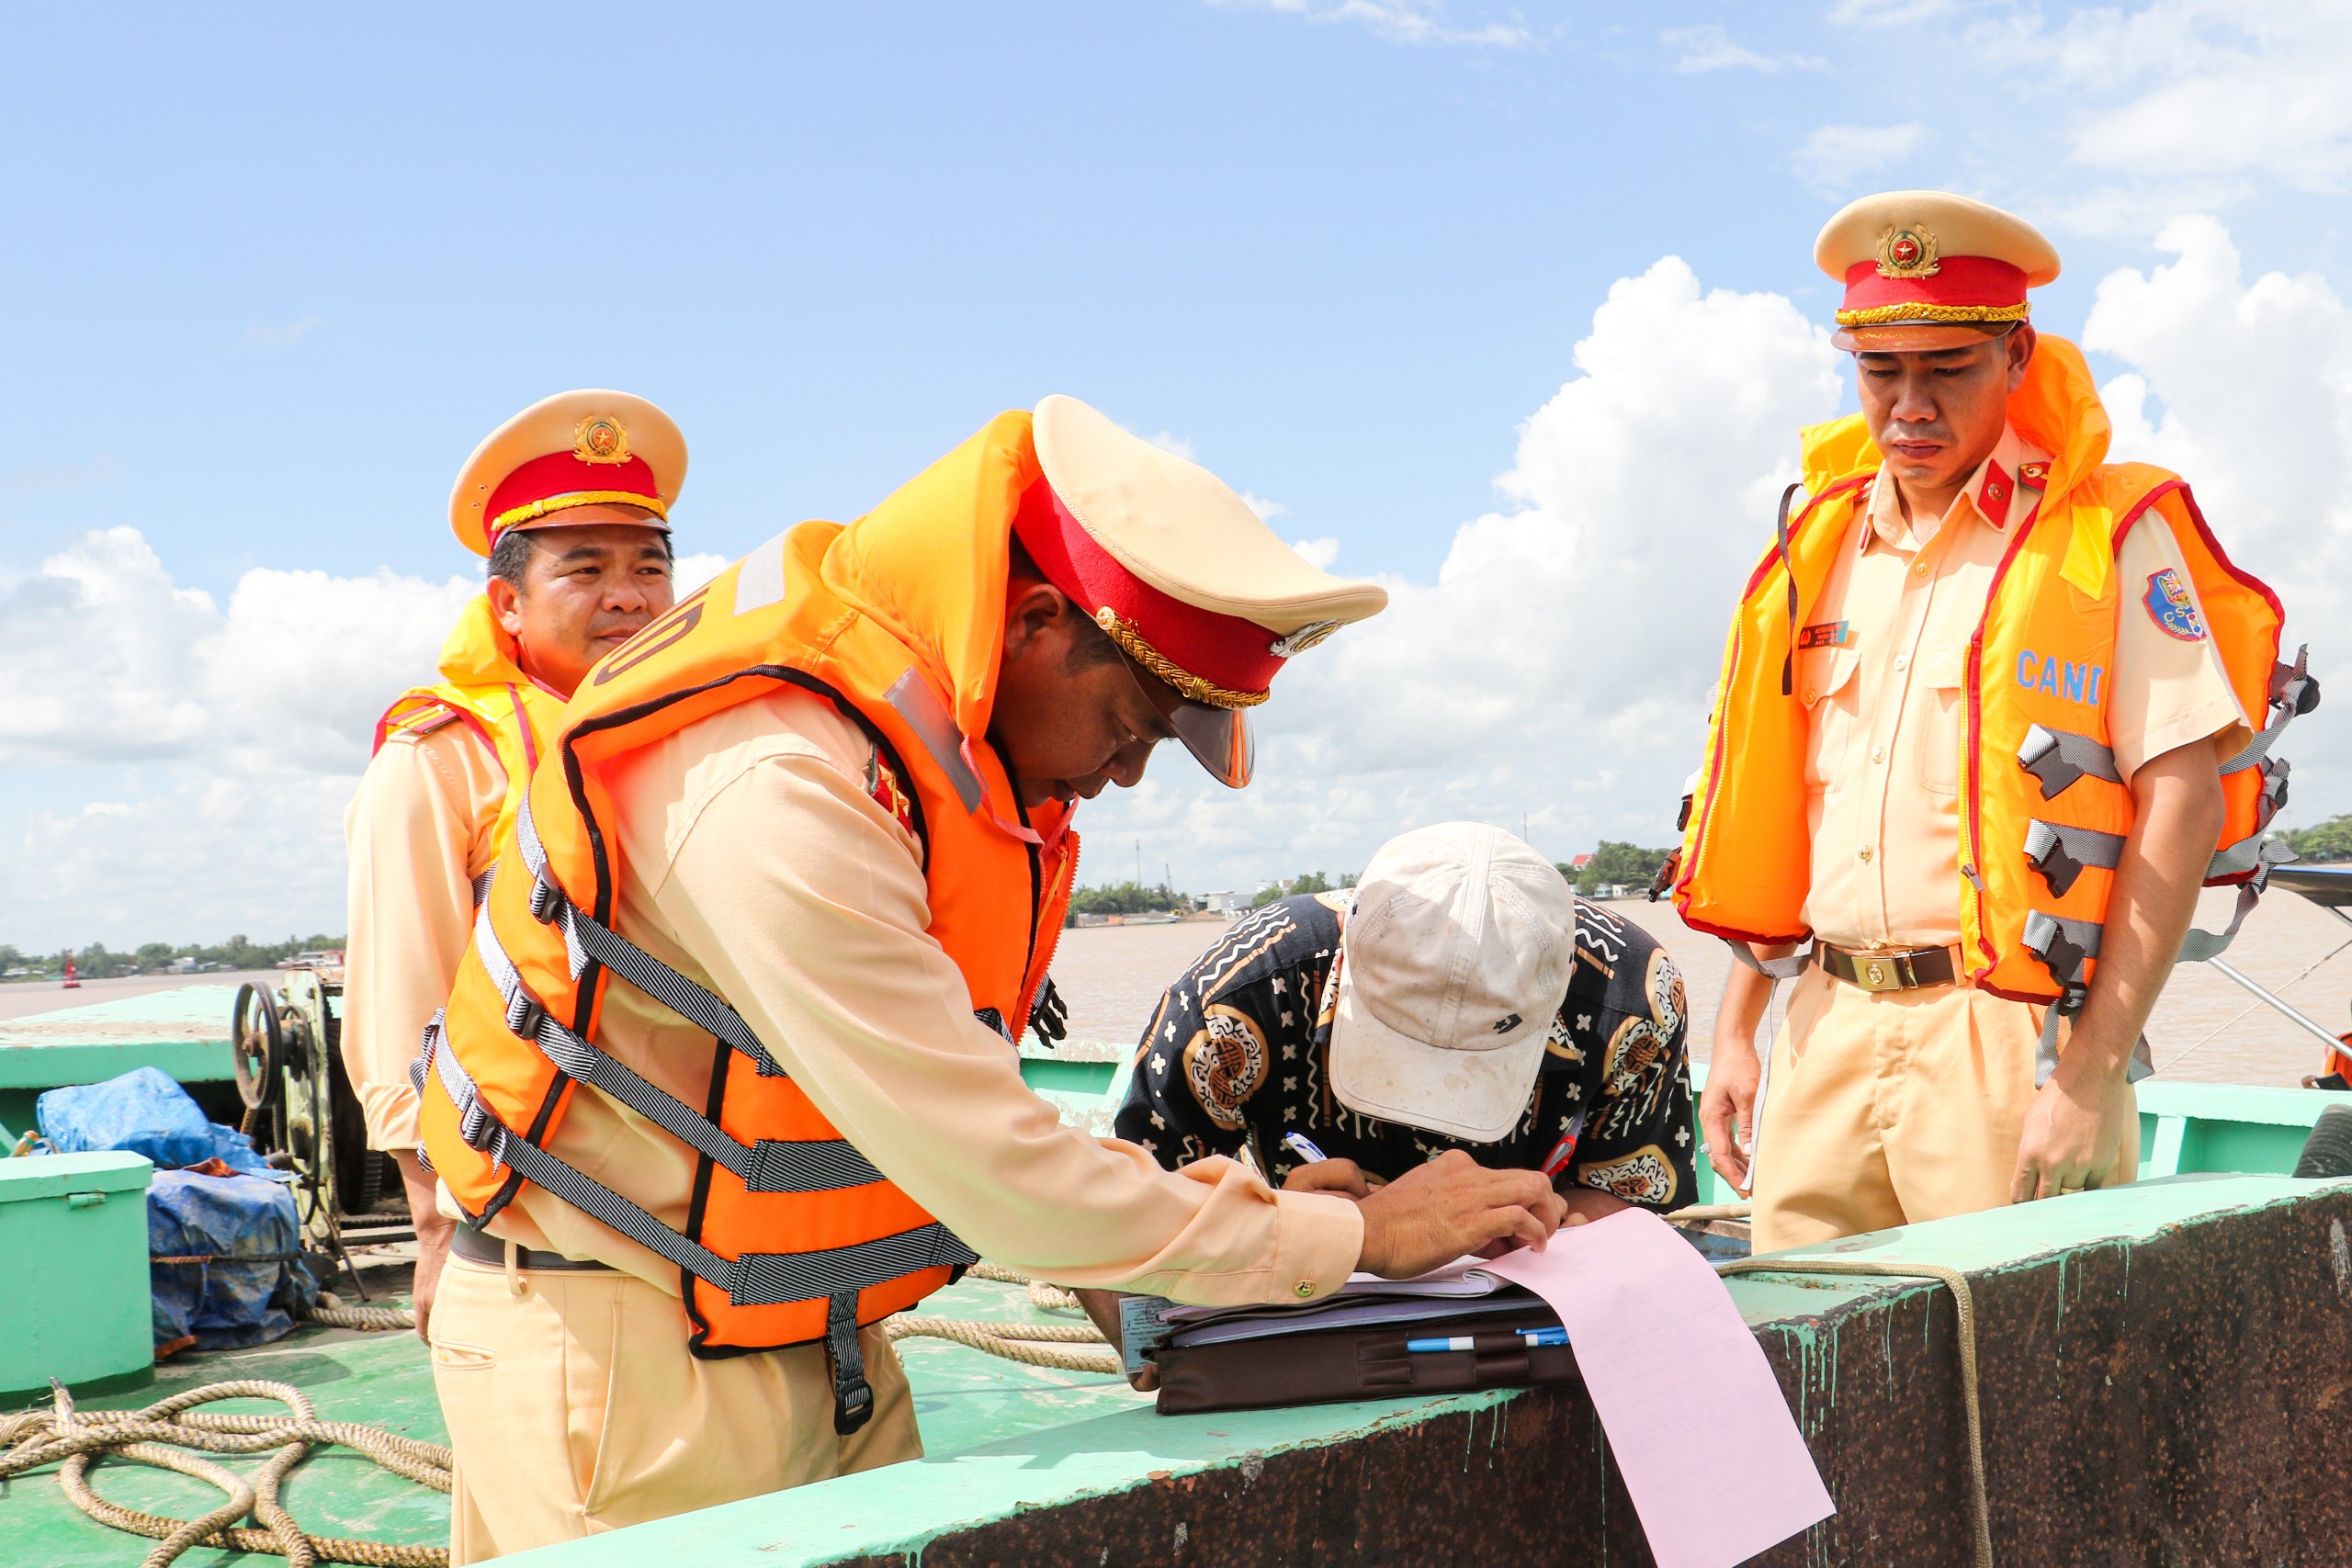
[1020,394,1387,711]
[449,389,687,558]
[1815,191,2060,353]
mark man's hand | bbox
[2010,739,2222,1204]
[1281,1158,1371,1199]
[392,1150,454,1342]
[1355,1150,1567,1277]
[2010,1071,2132,1203]
[1699,1030,1760,1195]
[1074,1287,1158,1393]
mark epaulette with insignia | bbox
[390,705,464,740]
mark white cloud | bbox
[240,314,323,348]
[1140,429,1197,460]
[1829,1,2352,225]
[673,552,730,595]
[0,531,475,945]
[1790,121,1928,197]
[1206,0,1536,49]
[2084,216,2352,757]
[1239,491,1287,522]
[1291,536,1340,569]
[1826,0,1958,24]
[1662,24,1825,73]
[1080,255,1842,882]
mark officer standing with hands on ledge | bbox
[1681,192,2303,1251]
[414,396,1570,1561]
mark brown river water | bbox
[1046,887,2352,1088]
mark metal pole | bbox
[2206,956,2352,1067]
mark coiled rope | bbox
[0,1379,451,1568]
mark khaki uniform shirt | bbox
[1798,426,2249,950]
[343,722,508,1151]
[478,684,1363,1307]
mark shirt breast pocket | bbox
[1917,641,1969,797]
[1798,646,1860,792]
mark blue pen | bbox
[1282,1132,1329,1164]
[1407,1328,1569,1352]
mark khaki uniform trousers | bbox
[429,1258,920,1563]
[1750,965,2140,1253]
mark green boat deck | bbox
[6,987,2351,1564]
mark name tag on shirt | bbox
[1797,621,1853,650]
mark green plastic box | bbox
[0,1151,154,1396]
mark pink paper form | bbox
[1481,1208,1833,1568]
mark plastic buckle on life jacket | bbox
[503,991,548,1042]
[825,1291,874,1436]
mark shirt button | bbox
[1915,560,1930,577]
[1295,1280,1317,1299]
[1803,689,1817,705]
[1860,847,1874,863]
[1894,655,1909,672]
[1871,747,1886,763]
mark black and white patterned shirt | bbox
[1113,892,1696,1208]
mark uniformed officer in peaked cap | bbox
[421,395,1570,1560]
[343,391,684,1342]
[1680,192,2298,1251]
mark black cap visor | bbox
[1119,651,1257,789]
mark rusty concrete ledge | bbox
[506,1175,2352,1568]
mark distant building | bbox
[1193,891,1250,915]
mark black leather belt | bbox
[1818,942,1960,992]
[448,1224,616,1272]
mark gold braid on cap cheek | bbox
[1092,608,1268,710]
[1834,301,2032,328]
[490,490,673,535]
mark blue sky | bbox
[7,1,2352,944]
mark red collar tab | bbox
[483,450,667,546]
[2017,460,2051,491]
[1011,479,1282,706]
[1979,460,2015,530]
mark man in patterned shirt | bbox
[1114,823,1697,1216]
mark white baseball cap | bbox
[1328,823,1577,1143]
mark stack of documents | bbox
[1155,1258,1557,1349]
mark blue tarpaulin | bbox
[148,1166,318,1351]
[34,1066,316,1350]
[37,1066,279,1176]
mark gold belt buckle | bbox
[1851,948,1911,992]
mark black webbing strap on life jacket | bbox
[1776,483,1801,698]
[825,1292,873,1435]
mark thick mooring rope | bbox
[886,1263,1119,1374]
[0,1379,452,1568]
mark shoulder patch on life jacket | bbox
[864,750,918,840]
[2144,568,2209,642]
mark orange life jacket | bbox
[1674,338,2312,1073]
[372,595,565,894]
[415,410,1077,1430]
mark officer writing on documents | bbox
[414,397,1569,1561]
[1115,822,1697,1216]
[342,391,684,1338]
[1679,193,2303,1251]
